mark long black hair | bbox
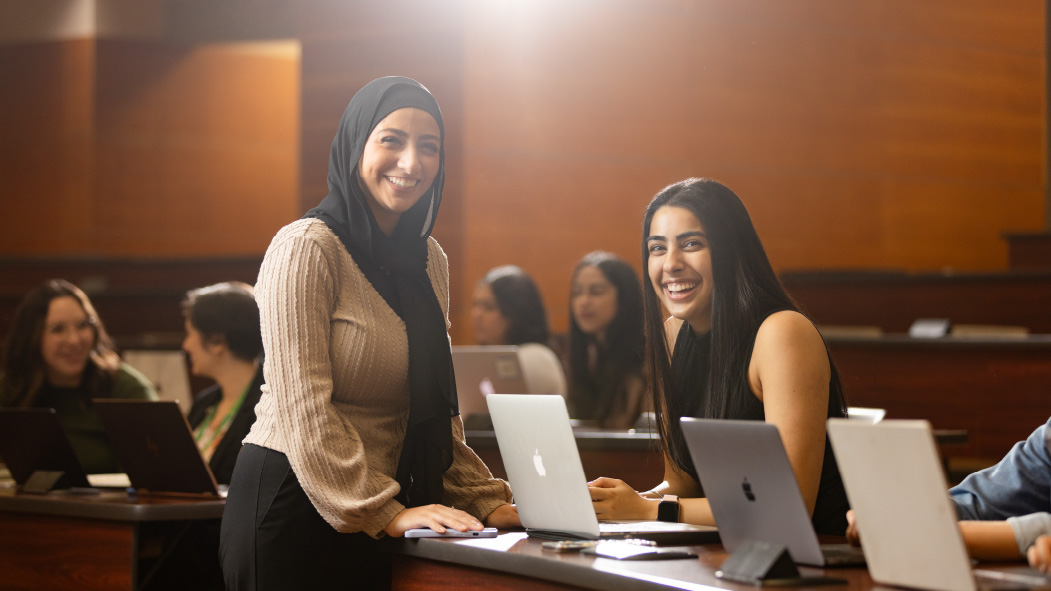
[568,251,645,424]
[479,265,550,345]
[641,178,847,477]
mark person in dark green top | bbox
[0,279,156,473]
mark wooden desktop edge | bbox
[822,334,1051,348]
[395,534,731,591]
[0,489,224,522]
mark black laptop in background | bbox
[0,408,91,489]
[93,400,220,497]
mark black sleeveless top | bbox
[669,319,850,536]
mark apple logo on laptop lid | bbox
[742,478,756,502]
[533,449,547,477]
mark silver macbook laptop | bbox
[452,346,527,416]
[827,419,1051,591]
[94,399,220,497]
[486,394,719,545]
[680,418,864,566]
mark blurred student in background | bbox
[471,265,566,395]
[0,279,157,473]
[567,251,647,429]
[182,281,263,485]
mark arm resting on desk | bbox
[589,454,713,524]
[960,520,1024,560]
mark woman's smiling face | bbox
[646,205,714,333]
[571,265,619,343]
[357,107,441,236]
[40,295,95,387]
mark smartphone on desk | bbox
[404,527,498,539]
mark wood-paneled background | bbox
[0,0,1045,344]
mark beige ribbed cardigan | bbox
[244,219,511,538]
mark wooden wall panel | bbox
[451,0,1044,339]
[296,0,1047,341]
[0,1,1042,349]
[0,39,95,255]
[0,38,299,260]
[93,40,300,256]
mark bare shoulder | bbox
[752,311,828,376]
[755,310,823,350]
[749,310,829,401]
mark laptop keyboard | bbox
[820,543,866,565]
[974,568,1051,590]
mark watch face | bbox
[657,499,679,523]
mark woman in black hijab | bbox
[219,77,518,590]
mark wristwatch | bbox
[657,494,679,523]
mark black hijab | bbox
[304,76,457,508]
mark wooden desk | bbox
[826,334,1051,464]
[394,534,1040,591]
[394,533,866,591]
[0,489,224,591]
[782,269,1051,333]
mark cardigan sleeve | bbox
[442,416,513,519]
[255,229,405,537]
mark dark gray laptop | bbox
[94,399,220,497]
[680,418,864,566]
[0,408,91,489]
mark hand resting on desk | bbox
[384,502,521,537]
[384,504,485,538]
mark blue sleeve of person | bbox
[949,417,1051,523]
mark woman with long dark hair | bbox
[0,279,157,473]
[219,77,517,590]
[471,265,566,395]
[567,251,646,428]
[588,178,850,535]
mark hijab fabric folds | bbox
[304,76,457,508]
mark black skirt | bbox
[220,444,393,590]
